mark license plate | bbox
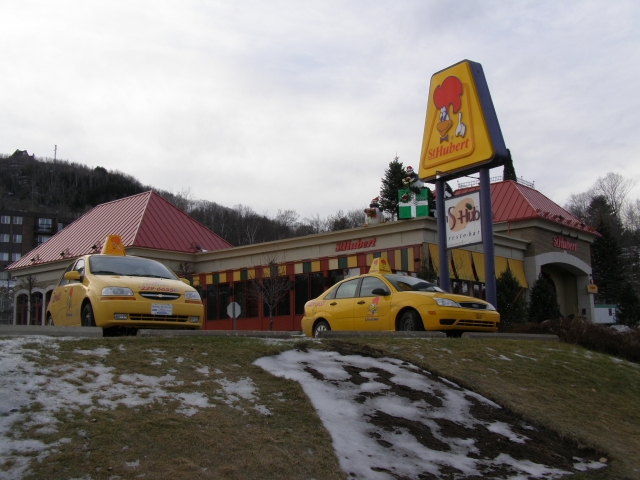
[151,304,172,315]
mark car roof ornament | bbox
[100,234,126,256]
[369,258,392,274]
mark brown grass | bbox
[8,335,640,479]
[329,337,640,479]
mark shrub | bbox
[527,274,561,323]
[505,317,640,363]
[496,268,527,329]
[617,281,640,326]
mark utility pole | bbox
[54,145,57,160]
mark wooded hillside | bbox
[0,152,365,246]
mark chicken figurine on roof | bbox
[398,166,430,220]
[364,197,384,226]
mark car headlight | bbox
[184,291,200,300]
[101,287,134,296]
[485,303,496,311]
[433,297,461,308]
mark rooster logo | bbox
[433,76,466,143]
[367,297,379,316]
[66,287,74,310]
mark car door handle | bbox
[357,301,366,304]
[330,302,337,306]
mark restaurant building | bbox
[7,180,599,328]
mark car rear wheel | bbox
[397,310,422,331]
[313,320,330,338]
[82,304,96,327]
[46,313,54,326]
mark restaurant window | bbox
[233,281,259,318]
[294,273,325,315]
[206,283,232,320]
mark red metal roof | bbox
[454,180,598,234]
[9,191,233,271]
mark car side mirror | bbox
[371,287,390,296]
[64,271,81,282]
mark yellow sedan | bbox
[301,258,499,337]
[47,239,203,331]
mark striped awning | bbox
[507,259,529,288]
[471,252,485,283]
[495,256,508,278]
[451,249,475,281]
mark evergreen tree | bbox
[616,281,640,326]
[527,274,561,322]
[496,268,527,327]
[379,156,406,219]
[590,199,624,304]
[502,149,517,182]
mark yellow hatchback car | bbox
[46,235,203,331]
[301,258,499,337]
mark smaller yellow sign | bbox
[369,257,392,274]
[587,284,598,294]
[418,60,506,182]
[101,234,125,256]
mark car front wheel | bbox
[312,320,330,338]
[82,304,96,327]
[397,310,422,331]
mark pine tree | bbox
[527,274,561,322]
[502,149,517,182]
[379,156,406,219]
[616,281,640,326]
[590,198,624,304]
[496,268,527,327]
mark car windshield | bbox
[89,255,178,280]
[383,274,443,293]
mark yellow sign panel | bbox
[369,257,392,274]
[418,60,506,182]
[100,234,125,256]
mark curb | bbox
[137,329,306,339]
[460,332,559,341]
[0,325,103,338]
[318,331,447,338]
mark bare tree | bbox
[624,198,640,233]
[300,213,327,234]
[564,190,595,222]
[594,172,637,219]
[247,253,292,331]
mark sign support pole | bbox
[436,178,450,292]
[480,168,497,307]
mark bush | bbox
[504,316,640,363]
[617,281,640,326]
[496,268,527,329]
[527,274,561,323]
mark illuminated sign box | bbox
[418,60,508,182]
[445,191,482,249]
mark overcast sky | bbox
[2,1,639,219]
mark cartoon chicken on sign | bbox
[433,76,466,143]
